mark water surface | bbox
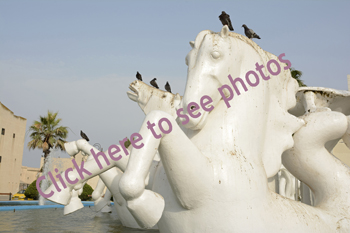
[0,207,159,233]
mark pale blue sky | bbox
[1,1,349,168]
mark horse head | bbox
[180,26,304,178]
[127,80,182,117]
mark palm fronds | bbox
[27,111,68,158]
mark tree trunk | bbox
[41,149,50,173]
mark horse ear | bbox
[219,25,229,38]
[189,41,195,48]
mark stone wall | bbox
[20,166,41,189]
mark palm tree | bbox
[290,67,306,87]
[27,111,68,170]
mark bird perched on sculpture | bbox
[242,24,261,40]
[219,11,234,31]
[136,71,142,81]
[150,78,159,89]
[80,130,90,141]
[165,82,172,93]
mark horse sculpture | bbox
[44,26,350,232]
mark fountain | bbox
[38,153,51,205]
[43,26,350,232]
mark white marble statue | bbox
[44,26,350,232]
[92,179,113,213]
[277,87,350,205]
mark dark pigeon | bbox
[150,78,159,89]
[136,71,142,81]
[219,11,234,31]
[80,130,90,141]
[242,24,261,40]
[165,81,172,93]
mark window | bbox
[13,133,15,138]
[1,128,4,135]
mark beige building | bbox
[20,166,41,190]
[0,102,27,198]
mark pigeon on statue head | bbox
[242,24,261,40]
[165,82,172,93]
[136,71,142,81]
[80,130,90,141]
[150,78,159,89]
[219,11,234,31]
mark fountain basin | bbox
[0,201,109,211]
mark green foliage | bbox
[24,179,39,200]
[290,67,306,87]
[79,183,94,201]
[27,111,68,156]
[124,138,131,148]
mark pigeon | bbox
[150,78,159,89]
[80,130,90,141]
[136,71,142,81]
[165,82,172,93]
[242,24,260,40]
[219,11,234,31]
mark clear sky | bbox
[1,1,349,168]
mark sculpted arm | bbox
[119,110,211,207]
[45,140,130,205]
[125,81,211,208]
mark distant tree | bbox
[290,67,306,87]
[27,111,68,171]
[124,138,131,148]
[24,179,39,200]
[79,183,94,201]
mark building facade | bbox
[0,102,27,197]
[20,166,41,191]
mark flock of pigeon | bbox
[134,11,260,93]
[219,11,261,40]
[136,71,172,93]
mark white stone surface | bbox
[278,165,296,200]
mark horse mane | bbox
[221,30,303,177]
[227,32,278,67]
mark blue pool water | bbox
[0,203,159,233]
[0,201,96,211]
